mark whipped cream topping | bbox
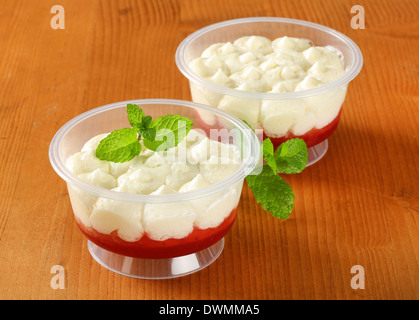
[66,129,243,242]
[191,36,345,93]
[189,36,348,137]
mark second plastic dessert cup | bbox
[49,99,260,279]
[176,17,363,166]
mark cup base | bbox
[87,238,225,279]
[307,139,328,167]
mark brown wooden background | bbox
[0,0,417,300]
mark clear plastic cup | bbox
[176,17,363,166]
[49,99,260,279]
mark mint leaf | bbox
[262,138,277,174]
[245,138,307,220]
[246,164,295,219]
[241,119,254,132]
[141,115,152,128]
[139,127,156,142]
[127,104,144,129]
[95,104,194,163]
[144,115,193,151]
[275,138,308,174]
[95,128,141,163]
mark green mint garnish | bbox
[243,121,308,219]
[138,127,156,143]
[275,138,308,174]
[241,119,254,132]
[262,138,277,174]
[95,128,141,163]
[126,103,145,129]
[246,164,295,219]
[95,104,193,162]
[143,114,193,151]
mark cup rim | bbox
[175,17,363,100]
[49,98,260,203]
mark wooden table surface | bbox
[0,0,417,300]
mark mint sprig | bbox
[246,164,295,219]
[230,119,308,219]
[275,138,308,174]
[245,136,308,219]
[95,104,193,162]
[127,103,145,129]
[262,138,277,174]
[143,114,193,151]
[95,128,141,163]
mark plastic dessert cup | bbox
[176,17,363,166]
[49,99,260,279]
